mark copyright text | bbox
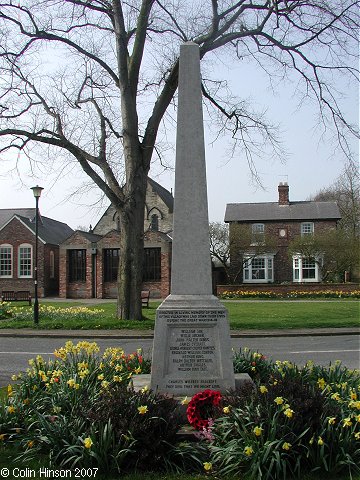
[0,467,99,478]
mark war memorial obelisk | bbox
[150,43,235,396]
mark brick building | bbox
[0,209,73,297]
[225,183,341,284]
[59,178,173,299]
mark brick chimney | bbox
[278,182,289,205]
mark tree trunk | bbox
[116,170,147,320]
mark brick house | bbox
[0,209,73,297]
[59,178,173,299]
[225,183,341,284]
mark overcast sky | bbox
[0,54,358,230]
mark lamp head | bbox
[31,185,44,198]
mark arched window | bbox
[18,243,33,278]
[151,214,159,231]
[0,244,13,277]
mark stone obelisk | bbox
[150,42,235,396]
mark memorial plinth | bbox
[151,295,235,395]
[150,42,235,396]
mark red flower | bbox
[186,389,222,430]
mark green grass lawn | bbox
[0,299,358,330]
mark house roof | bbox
[0,209,74,245]
[148,177,174,213]
[73,230,102,243]
[224,201,341,223]
[0,208,36,227]
[17,215,74,244]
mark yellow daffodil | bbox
[283,408,294,419]
[244,446,253,456]
[7,405,15,414]
[328,417,336,425]
[27,440,34,449]
[343,417,352,427]
[355,414,360,423]
[203,462,212,472]
[309,436,314,445]
[141,385,149,394]
[253,426,263,437]
[259,385,268,394]
[138,405,148,415]
[83,437,93,449]
[97,374,104,380]
[223,406,231,414]
[0,434,5,441]
[67,379,76,388]
[113,375,122,382]
[331,392,341,401]
[317,378,326,389]
[354,432,360,440]
[318,436,324,446]
[282,442,291,451]
[274,397,284,405]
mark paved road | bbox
[0,333,358,387]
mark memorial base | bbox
[150,295,236,396]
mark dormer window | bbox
[301,222,314,236]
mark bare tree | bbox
[310,160,360,238]
[0,1,358,319]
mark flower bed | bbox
[219,288,360,299]
[0,304,106,323]
[0,343,359,478]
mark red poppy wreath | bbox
[186,389,222,430]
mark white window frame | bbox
[301,222,314,236]
[243,254,274,283]
[0,244,13,278]
[292,255,321,282]
[18,243,33,278]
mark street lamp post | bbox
[31,185,44,325]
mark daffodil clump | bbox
[219,289,360,299]
[1,304,106,324]
[191,350,360,479]
[0,341,159,473]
